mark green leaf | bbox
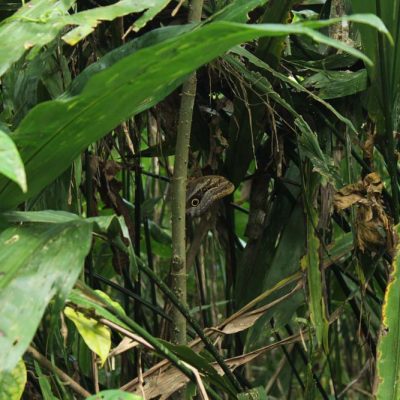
[0,358,26,400]
[300,172,329,350]
[67,288,131,331]
[0,220,92,372]
[61,0,171,45]
[3,210,80,223]
[0,0,73,77]
[0,0,170,76]
[231,46,359,136]
[0,18,376,210]
[375,225,400,399]
[85,390,142,400]
[211,0,268,23]
[3,211,138,279]
[64,306,111,366]
[238,386,267,400]
[0,123,26,192]
[302,13,392,43]
[295,117,341,185]
[94,290,126,316]
[225,53,340,186]
[33,361,58,400]
[302,70,368,100]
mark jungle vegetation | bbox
[1,0,400,399]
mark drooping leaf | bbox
[61,0,171,45]
[225,53,340,185]
[231,46,360,136]
[0,17,380,210]
[64,306,111,366]
[302,69,368,100]
[295,117,341,185]
[67,288,130,331]
[0,219,92,372]
[159,341,236,396]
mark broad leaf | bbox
[302,70,368,99]
[0,17,381,210]
[0,219,92,372]
[64,306,111,366]
[3,210,138,278]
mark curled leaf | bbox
[334,173,394,253]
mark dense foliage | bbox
[1,0,400,399]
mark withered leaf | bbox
[334,173,394,253]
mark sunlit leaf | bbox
[62,0,171,45]
[64,306,111,366]
[0,358,26,400]
[0,0,171,76]
[86,391,142,400]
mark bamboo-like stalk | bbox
[170,0,204,346]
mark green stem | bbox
[139,260,242,394]
[170,0,204,346]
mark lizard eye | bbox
[191,198,200,207]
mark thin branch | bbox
[27,346,91,398]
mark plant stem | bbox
[139,260,243,393]
[170,0,204,346]
[27,346,91,398]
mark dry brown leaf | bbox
[221,282,302,334]
[109,337,139,358]
[121,277,303,396]
[334,172,394,253]
[125,332,306,399]
[132,364,189,399]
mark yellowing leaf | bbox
[0,358,26,400]
[64,307,111,366]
